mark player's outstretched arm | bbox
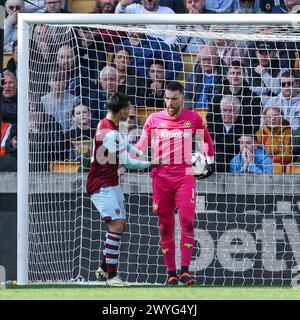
[103,130,151,170]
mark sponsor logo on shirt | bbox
[160,130,191,139]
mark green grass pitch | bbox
[1,285,300,300]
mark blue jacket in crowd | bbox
[116,35,183,81]
[230,146,274,174]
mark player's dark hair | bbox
[150,58,165,69]
[166,81,184,94]
[281,69,300,82]
[229,60,245,70]
[12,40,18,53]
[71,104,90,116]
[107,92,130,114]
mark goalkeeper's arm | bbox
[194,125,215,179]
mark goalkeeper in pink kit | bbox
[135,81,215,285]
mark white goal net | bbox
[17,14,300,286]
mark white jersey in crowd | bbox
[115,3,177,46]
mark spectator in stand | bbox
[56,44,78,93]
[1,70,18,125]
[24,0,44,12]
[29,24,58,97]
[256,107,292,169]
[209,25,249,67]
[208,60,261,134]
[0,71,17,157]
[0,125,17,172]
[230,134,274,174]
[28,102,66,172]
[115,0,178,48]
[43,0,69,13]
[92,0,125,53]
[133,0,185,12]
[56,44,91,97]
[4,0,24,52]
[92,0,118,12]
[185,45,223,110]
[272,0,300,12]
[112,47,145,107]
[208,95,245,173]
[40,0,70,43]
[250,41,283,106]
[235,0,257,12]
[83,66,119,128]
[145,59,167,109]
[116,30,182,82]
[6,40,18,77]
[56,42,101,98]
[204,0,237,12]
[177,0,207,54]
[256,0,284,13]
[65,104,95,172]
[41,71,79,131]
[250,25,300,70]
[75,27,107,85]
[265,70,300,132]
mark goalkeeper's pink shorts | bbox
[151,168,196,214]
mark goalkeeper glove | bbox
[196,162,215,179]
[192,153,215,179]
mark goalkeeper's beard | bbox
[165,104,183,118]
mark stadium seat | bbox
[49,161,80,173]
[3,53,12,69]
[137,107,161,125]
[195,108,208,124]
[107,52,113,65]
[68,0,94,13]
[273,163,283,174]
[177,53,197,82]
[286,163,300,174]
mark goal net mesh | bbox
[25,23,300,285]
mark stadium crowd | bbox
[1,0,300,173]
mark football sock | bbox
[105,232,122,278]
[179,207,195,267]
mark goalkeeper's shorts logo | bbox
[153,202,159,212]
[115,208,121,215]
[162,248,169,255]
[184,121,192,128]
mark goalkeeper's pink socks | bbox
[103,231,122,278]
[161,238,176,271]
[180,231,194,267]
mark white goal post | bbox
[17,13,300,286]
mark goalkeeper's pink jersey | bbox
[135,108,214,173]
